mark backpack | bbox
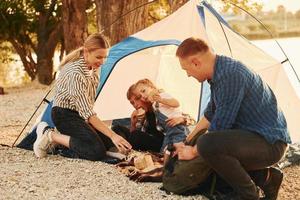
[162,129,213,194]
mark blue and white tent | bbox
[26,0,300,143]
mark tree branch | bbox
[9,39,36,79]
[26,34,37,53]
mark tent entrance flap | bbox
[94,45,201,121]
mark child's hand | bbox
[147,90,160,102]
[165,117,185,127]
[151,93,161,102]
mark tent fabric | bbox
[19,0,300,145]
[97,37,181,93]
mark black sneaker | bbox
[260,167,283,200]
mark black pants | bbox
[197,129,287,200]
[112,125,164,153]
[52,107,118,161]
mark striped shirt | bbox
[53,57,99,120]
[204,55,291,144]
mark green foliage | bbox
[0,42,16,63]
[221,0,263,14]
[0,0,62,51]
[0,0,31,40]
[148,0,170,24]
[247,24,257,31]
[231,24,241,32]
[0,0,62,85]
[0,42,31,86]
[87,3,98,34]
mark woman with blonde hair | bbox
[33,33,131,161]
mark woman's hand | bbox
[165,117,185,127]
[111,133,132,153]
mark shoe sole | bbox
[33,122,49,158]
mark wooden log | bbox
[0,87,4,95]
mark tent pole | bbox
[198,83,204,121]
[10,0,161,148]
[224,0,300,83]
[217,19,233,57]
[11,86,54,147]
[100,0,158,34]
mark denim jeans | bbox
[196,129,287,200]
[51,107,116,161]
[155,111,188,152]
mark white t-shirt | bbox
[153,92,183,118]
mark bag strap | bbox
[209,173,217,196]
[186,128,207,146]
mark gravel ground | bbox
[0,146,209,200]
[0,83,299,200]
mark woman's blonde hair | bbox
[59,33,110,68]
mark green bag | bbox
[162,129,212,194]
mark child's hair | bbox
[135,78,157,89]
[135,78,164,93]
[127,84,138,100]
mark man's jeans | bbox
[197,129,287,200]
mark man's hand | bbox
[173,142,198,160]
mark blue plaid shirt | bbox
[204,55,291,144]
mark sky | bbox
[261,0,300,12]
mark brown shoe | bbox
[260,167,283,200]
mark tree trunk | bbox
[9,39,36,80]
[36,56,54,85]
[36,0,62,85]
[0,87,4,95]
[62,0,88,53]
[36,22,62,85]
[95,0,149,45]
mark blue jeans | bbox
[155,111,188,152]
[51,107,116,161]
